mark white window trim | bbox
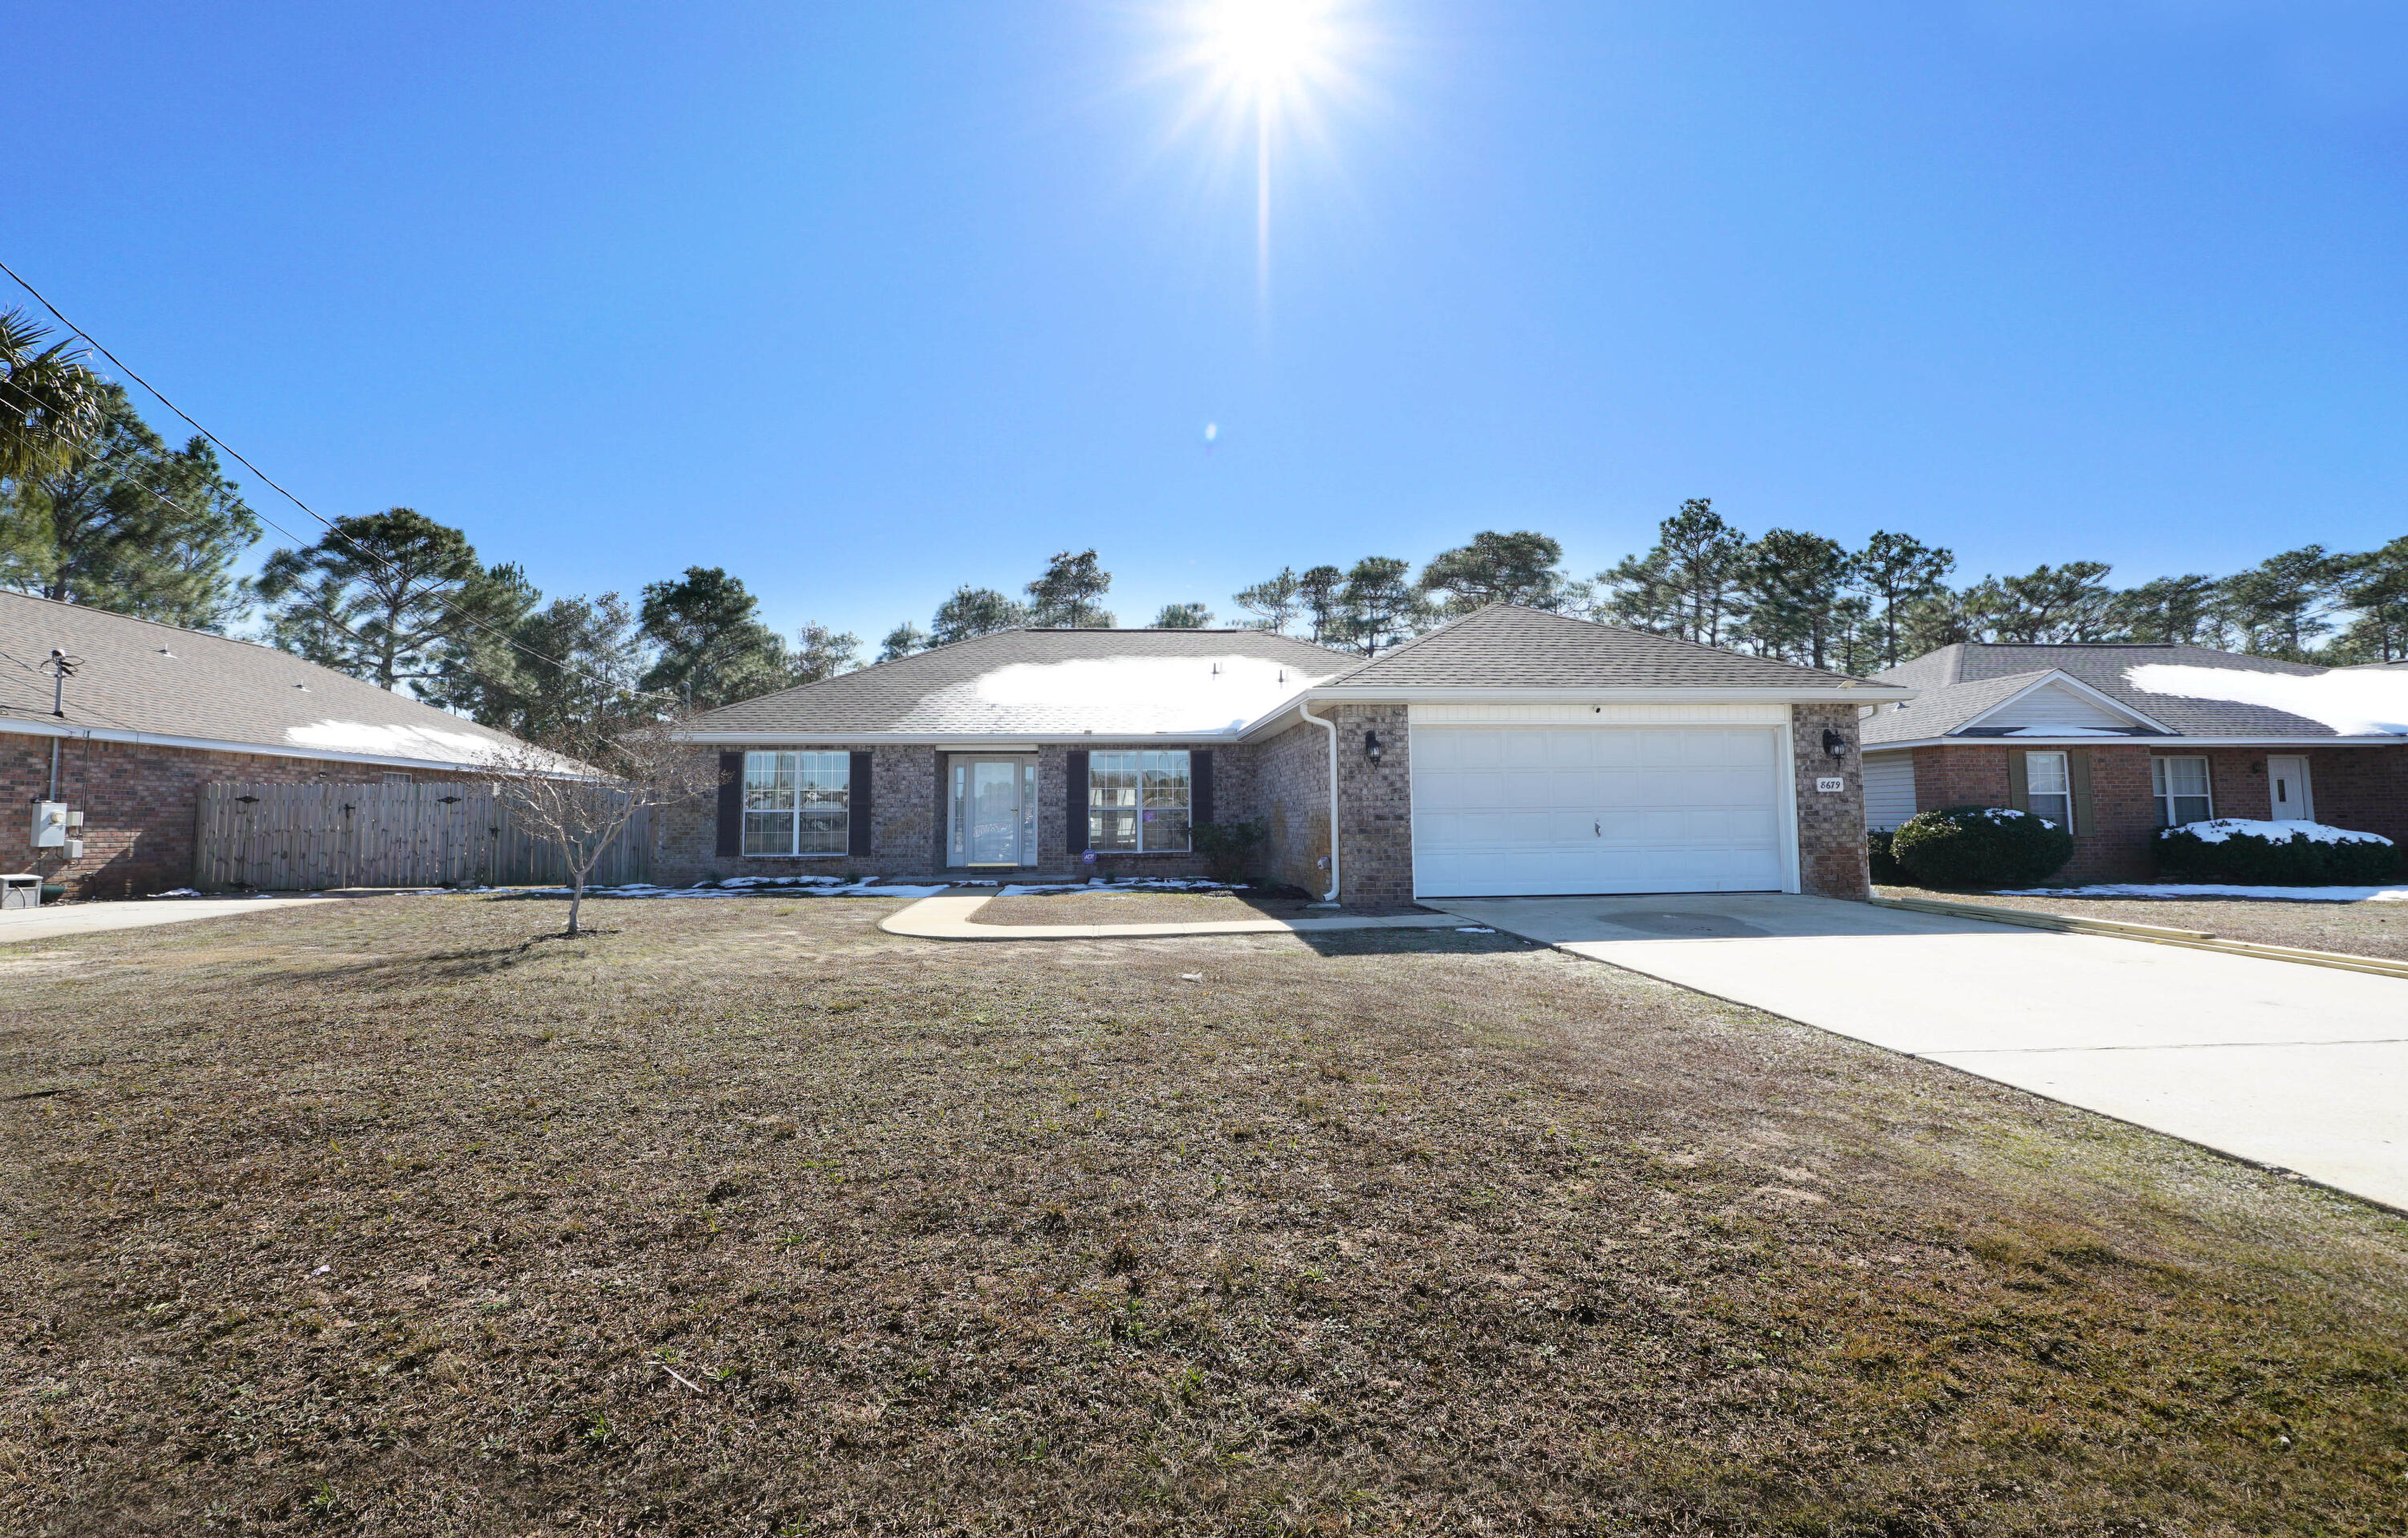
[2151,754,2214,829]
[2024,749,2072,830]
[1088,748,1194,854]
[742,749,852,857]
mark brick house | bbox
[3,591,527,900]
[665,604,1907,903]
[1862,642,2408,883]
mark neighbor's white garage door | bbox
[1411,726,1790,897]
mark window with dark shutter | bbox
[1066,751,1089,852]
[848,751,874,857]
[714,752,742,856]
[1192,749,1214,827]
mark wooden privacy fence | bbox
[195,781,652,892]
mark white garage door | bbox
[1411,726,1791,897]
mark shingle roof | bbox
[0,591,524,766]
[1320,604,1878,691]
[1869,642,2365,739]
[682,628,1356,738]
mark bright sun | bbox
[1202,0,1340,98]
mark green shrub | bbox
[1889,804,2074,889]
[1191,817,1269,883]
[2154,820,2399,885]
[1866,829,1905,885]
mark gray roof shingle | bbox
[1320,604,1879,691]
[0,591,524,766]
[1869,642,2367,740]
[682,628,1356,738]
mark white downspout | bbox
[1300,701,1340,905]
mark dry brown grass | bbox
[3,895,2406,1536]
[1881,884,2408,962]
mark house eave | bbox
[671,729,1255,747]
[0,714,508,772]
[1864,734,2408,752]
[1298,685,1917,705]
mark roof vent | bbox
[295,682,308,691]
[157,647,175,657]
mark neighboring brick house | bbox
[666,605,1906,903]
[1861,641,2408,883]
[2,591,527,899]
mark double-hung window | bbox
[2024,751,2072,829]
[743,751,849,855]
[2152,755,2212,828]
[1088,750,1191,852]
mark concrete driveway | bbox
[1434,893,2408,1214]
[0,895,327,947]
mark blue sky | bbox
[12,2,2408,645]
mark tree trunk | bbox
[567,870,585,936]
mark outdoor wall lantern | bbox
[1821,728,1848,758]
[1364,730,1383,763]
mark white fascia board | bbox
[673,730,1248,747]
[0,714,506,772]
[1954,669,2175,734]
[1865,734,2408,751]
[1296,685,1914,704]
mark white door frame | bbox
[2266,755,2314,823]
[946,754,1039,868]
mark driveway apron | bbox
[1433,893,2408,1215]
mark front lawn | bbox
[4,897,2406,1535]
[1879,883,2408,962]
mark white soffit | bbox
[1958,673,2170,736]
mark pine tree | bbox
[930,586,1027,645]
[1416,531,1568,616]
[258,507,535,695]
[1026,549,1115,628]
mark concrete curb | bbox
[1869,894,2408,982]
[877,893,1464,942]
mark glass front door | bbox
[949,757,1038,867]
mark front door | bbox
[2267,756,2314,822]
[949,757,1038,867]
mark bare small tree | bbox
[479,706,706,936]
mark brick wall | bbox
[2301,746,2408,847]
[1333,704,1414,905]
[3,733,412,900]
[1792,705,1869,899]
[656,741,1245,887]
[1255,717,1331,896]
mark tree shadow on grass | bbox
[316,927,624,988]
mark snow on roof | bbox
[285,718,515,764]
[2122,664,2408,737]
[953,654,1332,735]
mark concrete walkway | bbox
[881,892,1463,942]
[0,895,329,946]
[1434,893,2408,1214]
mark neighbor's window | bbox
[1089,750,1191,853]
[2024,751,2072,829]
[744,751,849,855]
[2152,755,2212,828]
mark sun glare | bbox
[1202,0,1340,99]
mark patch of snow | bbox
[2159,817,2391,846]
[902,655,1334,735]
[510,881,948,901]
[284,718,511,764]
[2002,883,2408,903]
[2123,663,2408,736]
[711,875,848,888]
[1455,926,1498,934]
[144,887,201,898]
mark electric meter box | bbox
[32,801,68,849]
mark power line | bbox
[0,262,654,705]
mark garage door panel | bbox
[1413,724,1790,897]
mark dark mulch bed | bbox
[3,896,2406,1536]
[1881,884,2408,962]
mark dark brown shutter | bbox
[848,751,873,857]
[2066,748,2094,838]
[714,751,743,856]
[1191,749,1214,826]
[1066,750,1089,853]
[2006,750,2029,814]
